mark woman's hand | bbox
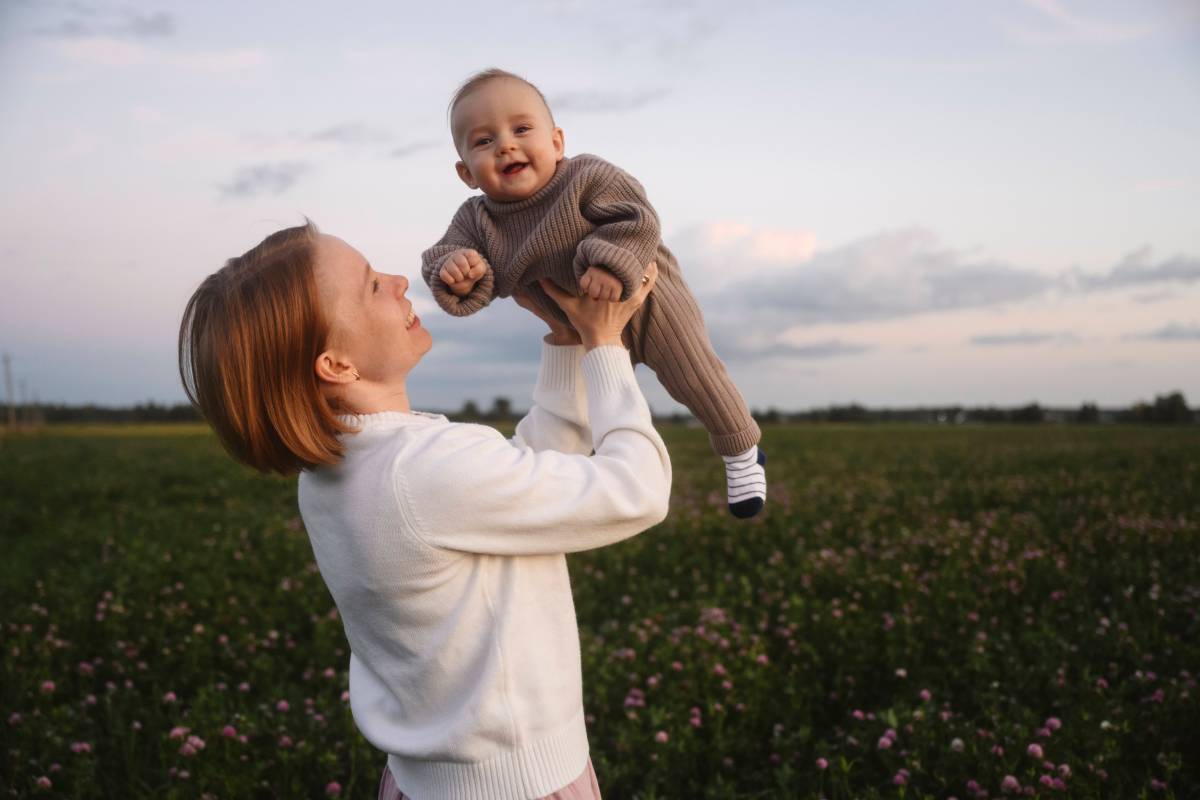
[512,289,581,346]
[540,261,658,351]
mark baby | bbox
[421,68,766,518]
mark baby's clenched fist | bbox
[579,265,623,302]
[440,249,487,297]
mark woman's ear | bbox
[456,160,478,189]
[314,350,359,385]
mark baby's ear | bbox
[552,127,564,161]
[455,161,478,190]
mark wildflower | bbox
[276,699,290,712]
[756,654,769,665]
[78,661,94,675]
[1039,775,1054,789]
[950,737,965,753]
[325,782,342,797]
[1058,764,1071,778]
[1027,743,1043,759]
[323,667,336,679]
[1052,778,1066,791]
[1001,775,1020,793]
[238,682,250,693]
[895,668,907,678]
[278,735,294,749]
[714,663,727,676]
[893,771,908,786]
[919,689,932,702]
[8,712,21,726]
[222,725,238,739]
[654,731,669,743]
[1045,717,1062,731]
[36,776,52,790]
[131,720,142,731]
[877,736,893,750]
[341,690,350,702]
[169,726,190,740]
[40,681,55,694]
[816,757,828,770]
[1150,779,1167,792]
[70,741,92,754]
[162,691,177,703]
[852,709,865,720]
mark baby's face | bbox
[452,78,564,202]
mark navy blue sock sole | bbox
[728,447,766,519]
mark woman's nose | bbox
[395,275,410,295]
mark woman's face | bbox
[315,233,432,383]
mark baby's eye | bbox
[473,136,492,147]
[514,125,531,134]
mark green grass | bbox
[1,424,1197,798]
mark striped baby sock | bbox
[723,446,767,519]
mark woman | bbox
[178,221,669,800]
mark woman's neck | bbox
[340,380,413,415]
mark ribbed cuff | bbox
[431,266,495,317]
[580,345,635,396]
[537,342,585,394]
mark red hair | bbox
[179,221,353,475]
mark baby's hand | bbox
[440,249,487,297]
[579,265,623,302]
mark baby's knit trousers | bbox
[619,256,761,457]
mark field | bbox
[1,423,1197,799]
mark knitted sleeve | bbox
[511,342,592,456]
[421,201,496,317]
[396,346,671,556]
[573,163,661,301]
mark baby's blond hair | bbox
[448,68,555,126]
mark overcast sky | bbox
[1,0,1198,413]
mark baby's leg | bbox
[626,275,766,518]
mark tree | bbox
[489,396,513,422]
[1075,402,1100,424]
[1011,403,1044,423]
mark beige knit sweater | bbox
[422,154,664,325]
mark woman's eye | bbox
[372,279,380,294]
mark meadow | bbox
[1,423,1197,799]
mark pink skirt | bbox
[377,758,602,800]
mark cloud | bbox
[1005,0,1160,45]
[969,331,1079,347]
[678,225,1200,332]
[1124,322,1200,342]
[1069,247,1200,292]
[390,140,442,159]
[694,227,1052,325]
[550,88,671,114]
[716,335,874,361]
[36,7,175,39]
[309,123,392,146]
[218,162,311,199]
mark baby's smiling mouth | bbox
[502,162,528,176]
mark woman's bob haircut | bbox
[179,220,353,475]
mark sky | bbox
[1,0,1198,414]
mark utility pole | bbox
[18,379,27,428]
[3,353,13,430]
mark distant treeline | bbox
[7,391,1194,426]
